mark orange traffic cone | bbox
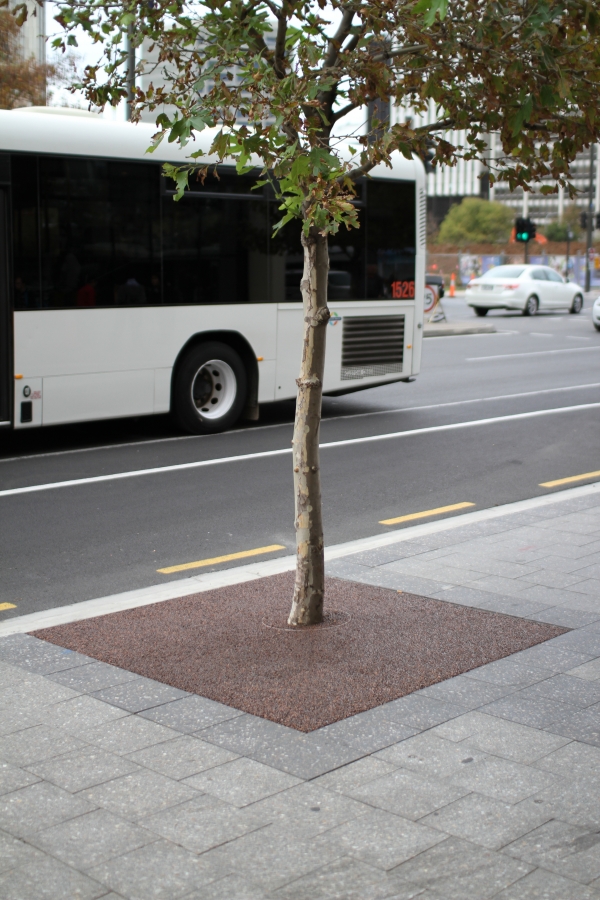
[449,272,456,297]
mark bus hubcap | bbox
[191,360,237,419]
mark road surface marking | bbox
[0,603,16,611]
[531,333,554,337]
[157,544,286,574]
[540,470,600,488]
[467,346,600,361]
[380,502,475,526]
[3,382,600,464]
[2,401,600,499]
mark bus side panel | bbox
[13,305,277,427]
[276,301,415,400]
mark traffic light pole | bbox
[585,144,595,293]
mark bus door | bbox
[0,187,10,425]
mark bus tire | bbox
[173,342,247,434]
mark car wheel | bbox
[473,307,489,317]
[570,294,583,314]
[173,342,247,434]
[595,323,600,332]
[523,295,538,316]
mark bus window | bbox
[38,157,160,308]
[270,206,365,302]
[12,154,41,310]
[366,180,416,299]
[161,194,269,304]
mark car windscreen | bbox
[484,266,525,279]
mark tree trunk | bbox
[287,225,330,626]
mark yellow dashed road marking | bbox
[157,544,286,574]
[380,502,475,526]
[540,470,600,488]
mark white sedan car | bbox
[593,295,600,331]
[466,264,584,316]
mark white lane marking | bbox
[2,401,600,499]
[3,381,600,464]
[566,335,592,341]
[2,479,598,636]
[467,346,600,361]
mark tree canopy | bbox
[438,198,514,245]
[45,0,600,229]
[0,9,55,109]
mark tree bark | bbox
[287,225,330,626]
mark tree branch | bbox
[273,5,287,78]
[413,118,455,134]
[323,7,354,70]
[331,100,359,123]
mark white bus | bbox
[0,108,426,434]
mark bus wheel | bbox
[173,342,247,434]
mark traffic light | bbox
[515,217,536,242]
[596,213,600,229]
[580,212,588,229]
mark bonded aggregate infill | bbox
[33,573,566,732]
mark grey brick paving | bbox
[90,677,189,712]
[139,793,270,854]
[2,490,600,898]
[29,807,157,870]
[0,780,95,837]
[139,694,243,732]
[26,745,141,792]
[0,855,108,900]
[391,835,534,897]
[47,660,141,692]
[79,768,200,820]
[126,734,240,779]
[183,756,301,806]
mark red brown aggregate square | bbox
[32,573,567,732]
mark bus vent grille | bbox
[419,188,427,247]
[341,315,404,380]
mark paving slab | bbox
[504,818,600,884]
[126,734,240,780]
[79,768,200,820]
[139,793,269,854]
[386,834,533,897]
[0,855,108,900]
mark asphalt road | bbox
[2,298,600,617]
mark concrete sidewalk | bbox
[2,487,600,899]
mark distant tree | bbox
[544,221,571,241]
[48,0,600,626]
[438,198,514,245]
[0,9,55,108]
[543,204,586,241]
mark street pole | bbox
[125,26,135,122]
[523,189,529,264]
[566,229,572,280]
[585,144,595,292]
